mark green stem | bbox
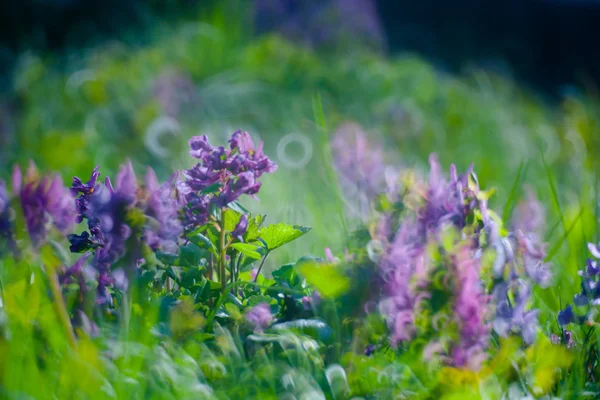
[47,267,77,348]
[253,252,270,283]
[219,210,227,293]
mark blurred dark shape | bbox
[153,70,200,119]
[375,0,600,96]
[0,101,16,169]
[254,0,385,50]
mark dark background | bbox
[2,0,600,96]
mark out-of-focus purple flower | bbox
[0,180,16,255]
[231,214,249,242]
[180,131,277,230]
[451,246,490,370]
[493,281,538,344]
[153,70,199,118]
[254,0,385,50]
[245,303,274,333]
[515,232,552,288]
[551,330,574,348]
[331,123,386,200]
[302,290,322,311]
[558,305,575,326]
[588,242,600,259]
[13,162,76,247]
[142,168,182,254]
[512,186,545,236]
[420,154,479,234]
[364,344,376,356]
[378,220,427,347]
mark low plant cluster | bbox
[0,130,598,399]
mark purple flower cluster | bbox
[69,162,182,304]
[141,168,182,254]
[451,245,490,370]
[377,219,427,346]
[557,242,600,327]
[421,154,483,234]
[12,162,76,247]
[368,154,547,369]
[245,303,274,333]
[179,131,277,230]
[0,180,14,254]
[487,190,549,344]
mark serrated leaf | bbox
[296,261,349,298]
[230,242,264,260]
[246,214,266,242]
[258,223,311,251]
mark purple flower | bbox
[512,186,545,236]
[142,168,182,253]
[0,180,16,255]
[231,214,249,242]
[180,131,277,230]
[245,303,274,333]
[515,232,552,287]
[69,163,140,304]
[330,123,386,218]
[13,162,76,247]
[451,246,490,370]
[558,305,575,326]
[493,281,538,344]
[378,220,426,347]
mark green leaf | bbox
[246,214,266,242]
[189,232,217,255]
[201,182,222,194]
[230,243,264,260]
[272,263,301,287]
[223,209,242,233]
[224,303,242,321]
[227,201,249,215]
[258,223,311,251]
[246,295,276,307]
[296,261,349,299]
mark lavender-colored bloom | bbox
[0,180,15,255]
[420,154,478,233]
[378,219,427,347]
[451,246,490,370]
[493,281,539,344]
[69,163,140,304]
[330,123,386,218]
[551,330,574,348]
[153,70,199,118]
[180,131,277,230]
[231,214,249,242]
[515,232,552,287]
[512,186,545,236]
[142,168,182,253]
[245,303,274,333]
[13,162,76,247]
